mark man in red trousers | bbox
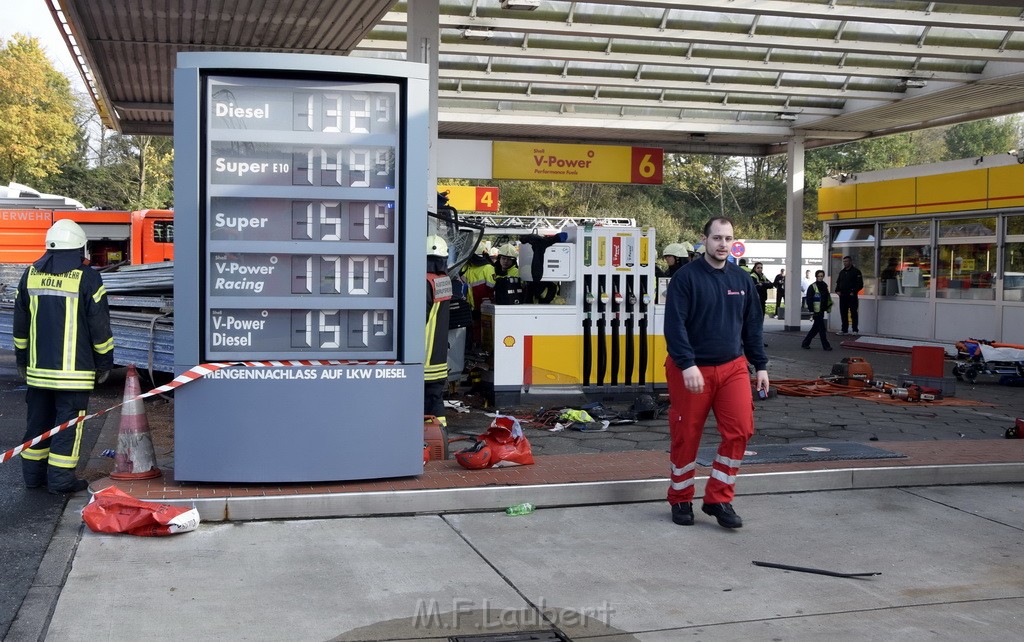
[663,217,769,529]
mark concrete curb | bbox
[7,495,88,642]
[157,462,1024,522]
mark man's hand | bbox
[755,370,770,397]
[682,365,705,394]
[95,370,110,385]
[17,365,27,381]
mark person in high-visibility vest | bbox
[13,219,114,494]
[801,270,834,351]
[459,241,495,350]
[425,235,452,426]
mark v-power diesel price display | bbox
[203,76,403,360]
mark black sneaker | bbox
[702,502,743,528]
[824,345,834,351]
[671,502,694,525]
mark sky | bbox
[2,0,86,92]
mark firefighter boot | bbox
[22,458,47,489]
[47,466,89,494]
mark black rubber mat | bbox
[696,442,905,466]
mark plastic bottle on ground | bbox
[505,502,534,516]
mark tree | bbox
[943,117,1021,161]
[0,35,77,183]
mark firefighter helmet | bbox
[455,440,492,469]
[46,219,88,250]
[497,243,518,258]
[662,242,691,259]
[475,240,491,255]
[427,235,448,257]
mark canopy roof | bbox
[47,0,1024,155]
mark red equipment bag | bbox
[456,415,535,469]
[82,486,200,536]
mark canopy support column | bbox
[407,1,440,213]
[784,136,805,332]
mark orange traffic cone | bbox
[110,365,162,480]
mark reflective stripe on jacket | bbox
[805,282,833,314]
[425,273,452,382]
[461,261,495,310]
[13,264,114,391]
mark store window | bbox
[936,217,996,300]
[880,221,931,298]
[830,225,876,294]
[1004,215,1024,302]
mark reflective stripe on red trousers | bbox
[665,355,754,504]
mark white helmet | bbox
[46,219,87,250]
[427,235,448,258]
[662,242,690,259]
[497,243,518,258]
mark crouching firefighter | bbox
[13,219,114,494]
[425,235,453,426]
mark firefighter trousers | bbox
[21,388,89,488]
[665,356,754,505]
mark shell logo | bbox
[503,336,516,348]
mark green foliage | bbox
[95,134,174,209]
[0,35,77,183]
[943,117,1021,161]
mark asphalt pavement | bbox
[0,352,117,640]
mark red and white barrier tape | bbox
[1,360,397,464]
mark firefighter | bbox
[425,235,452,425]
[461,241,496,348]
[494,243,520,278]
[657,242,693,279]
[13,219,114,494]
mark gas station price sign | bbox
[203,76,403,360]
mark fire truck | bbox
[0,183,173,267]
[1,184,175,377]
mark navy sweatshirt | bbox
[664,256,769,371]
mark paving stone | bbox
[759,428,820,439]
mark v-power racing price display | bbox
[204,76,402,360]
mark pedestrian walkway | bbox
[38,483,1024,640]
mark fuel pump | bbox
[482,224,659,405]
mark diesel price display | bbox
[202,75,403,360]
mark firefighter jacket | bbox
[495,264,520,279]
[13,260,114,391]
[460,256,495,311]
[425,272,453,383]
